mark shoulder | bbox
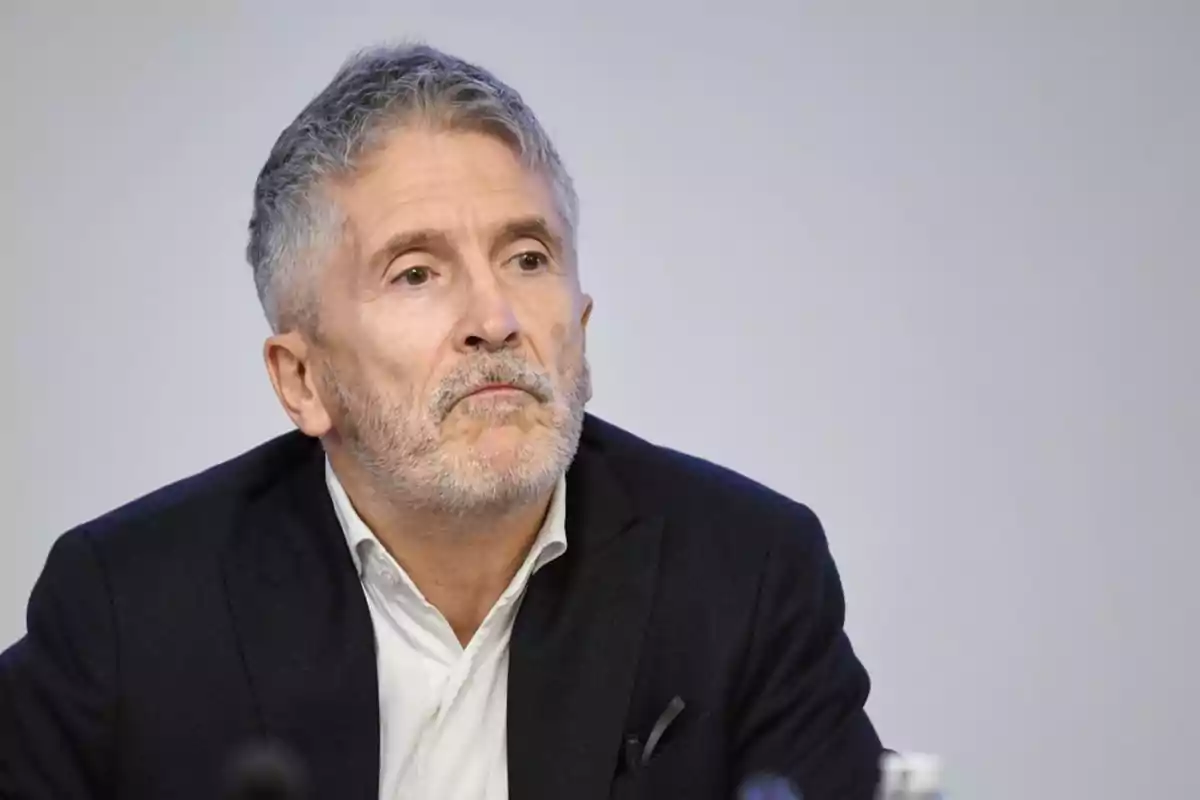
[64,430,322,566]
[579,415,827,559]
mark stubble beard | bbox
[322,354,590,516]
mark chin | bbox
[442,425,565,488]
[435,454,561,513]
[444,404,547,446]
[448,425,548,469]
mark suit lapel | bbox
[221,438,380,800]
[508,422,663,800]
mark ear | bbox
[580,293,594,329]
[263,331,333,437]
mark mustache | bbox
[432,356,555,417]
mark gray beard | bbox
[323,357,590,517]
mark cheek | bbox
[549,321,583,355]
[543,322,587,396]
[360,316,448,394]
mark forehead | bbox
[332,127,563,250]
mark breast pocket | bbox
[610,715,724,800]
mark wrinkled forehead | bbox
[331,126,568,258]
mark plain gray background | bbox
[3,3,1197,798]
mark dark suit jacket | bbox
[0,414,882,799]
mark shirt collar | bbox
[324,458,568,582]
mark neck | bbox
[327,449,556,645]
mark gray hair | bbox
[246,43,579,333]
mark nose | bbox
[454,272,521,354]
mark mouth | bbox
[468,382,518,394]
[459,383,536,402]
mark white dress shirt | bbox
[325,461,568,800]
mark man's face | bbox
[306,127,592,512]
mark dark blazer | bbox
[0,414,883,799]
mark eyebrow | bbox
[367,228,456,274]
[367,215,568,274]
[488,215,567,262]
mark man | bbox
[0,44,883,799]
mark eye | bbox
[392,266,434,286]
[512,251,550,272]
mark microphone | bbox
[736,773,803,799]
[220,740,310,800]
[877,752,943,799]
[734,751,945,800]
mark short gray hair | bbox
[246,43,579,332]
